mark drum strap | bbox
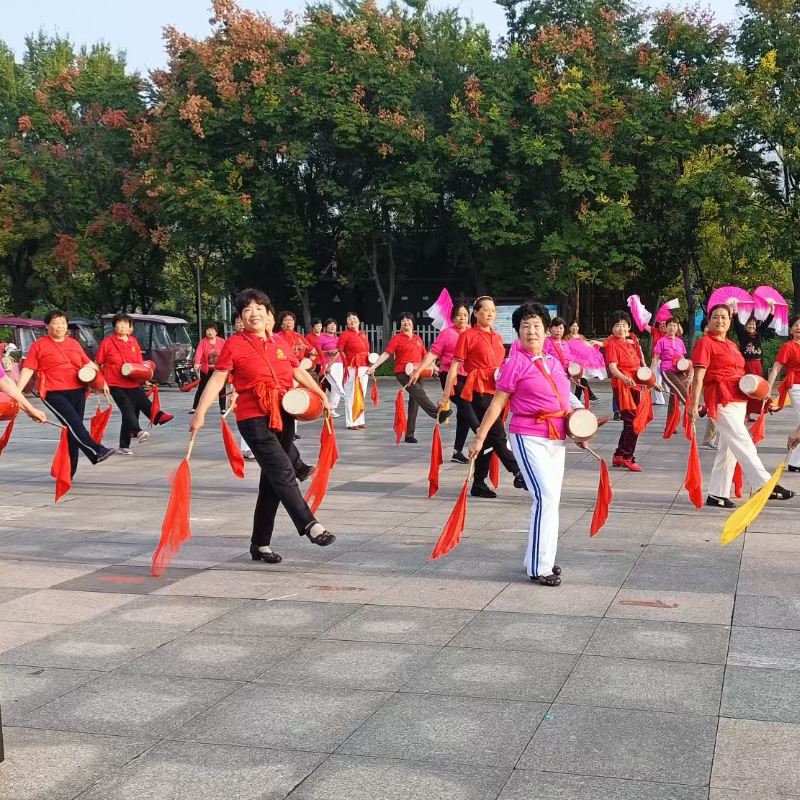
[532,358,569,439]
[37,338,83,400]
[241,333,287,433]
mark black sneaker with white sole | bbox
[451,451,469,464]
[705,494,735,509]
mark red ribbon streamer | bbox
[430,478,469,560]
[393,389,407,445]
[684,431,703,509]
[151,458,192,576]
[305,418,338,513]
[51,426,72,502]
[0,418,15,455]
[590,459,612,536]
[428,424,443,498]
[221,417,245,479]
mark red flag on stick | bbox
[489,452,500,489]
[370,377,379,407]
[684,430,704,509]
[0,418,15,456]
[733,463,744,498]
[393,389,407,444]
[220,416,244,479]
[663,396,681,439]
[305,415,338,514]
[633,388,654,434]
[151,436,195,577]
[430,461,473,560]
[51,426,72,501]
[428,424,443,497]
[590,459,612,536]
[90,402,112,442]
[147,384,161,426]
[749,405,767,444]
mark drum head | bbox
[405,363,416,375]
[121,363,132,376]
[568,409,598,439]
[78,365,97,382]
[636,366,653,382]
[282,389,310,416]
[567,362,583,377]
[368,352,379,364]
[676,358,690,372]
[300,358,313,370]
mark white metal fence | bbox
[300,323,439,353]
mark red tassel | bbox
[749,407,767,444]
[51,426,72,502]
[684,432,703,509]
[683,400,693,441]
[147,384,161,426]
[733,463,743,498]
[583,385,591,409]
[590,459,612,536]
[221,417,245,479]
[663,395,681,439]
[393,389,407,444]
[428,424,443,497]
[370,377,379,407]
[305,418,338,513]
[179,378,200,392]
[489,452,500,489]
[0,418,15,456]
[90,404,112,442]
[269,389,283,433]
[151,458,192,576]
[430,478,469,560]
[633,388,654,435]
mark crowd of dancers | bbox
[2,289,800,587]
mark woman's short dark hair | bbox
[234,288,275,318]
[550,316,566,329]
[789,315,800,329]
[310,317,321,327]
[398,311,415,324]
[324,318,337,328]
[512,302,551,332]
[277,311,296,327]
[665,315,681,326]
[470,295,494,327]
[708,303,732,319]
[113,312,134,327]
[610,310,632,327]
[451,302,469,321]
[345,311,359,320]
[204,321,219,334]
[44,309,69,325]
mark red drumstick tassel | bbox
[583,385,591,409]
[633,388,654,435]
[51,426,72,501]
[393,389,407,444]
[428,424,443,498]
[370,377,379,407]
[430,462,473,560]
[151,438,194,576]
[0,418,15,456]
[147,384,161,426]
[684,431,703,509]
[179,378,200,392]
[590,459,612,536]
[749,406,767,444]
[221,416,244,479]
[489,452,500,489]
[90,403,112,442]
[305,416,338,513]
[663,396,681,439]
[733,463,743,498]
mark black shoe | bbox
[95,448,115,464]
[295,463,313,482]
[513,472,527,490]
[613,412,621,421]
[451,451,469,464]
[470,481,497,499]
[706,494,735,509]
[437,406,453,424]
[770,484,795,501]
[552,564,562,576]
[589,393,599,402]
[404,436,418,444]
[250,545,282,564]
[294,433,301,440]
[788,466,800,473]
[188,409,195,415]
[530,573,561,586]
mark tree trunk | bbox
[684,259,697,351]
[5,244,37,315]
[293,281,312,330]
[369,236,392,339]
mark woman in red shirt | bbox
[96,313,173,454]
[368,312,451,443]
[768,314,800,472]
[603,310,646,471]
[277,312,316,362]
[336,312,371,430]
[305,317,323,376]
[689,303,794,506]
[18,309,114,476]
[439,296,524,499]
[191,288,334,564]
[192,322,226,414]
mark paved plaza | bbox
[0,380,799,799]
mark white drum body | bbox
[281,387,324,421]
[636,366,656,387]
[739,374,770,400]
[368,352,379,365]
[405,362,433,379]
[567,362,584,380]
[299,357,313,370]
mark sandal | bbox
[769,485,795,501]
[305,527,336,546]
[530,573,561,587]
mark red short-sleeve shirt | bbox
[691,334,748,406]
[214,332,298,421]
[278,329,311,359]
[23,336,89,392]
[453,327,505,373]
[385,333,427,375]
[96,335,145,388]
[337,329,371,367]
[776,340,800,372]
[603,335,640,375]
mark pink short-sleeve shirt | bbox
[430,326,466,376]
[653,335,686,373]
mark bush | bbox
[761,336,783,372]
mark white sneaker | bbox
[118,448,134,455]
[330,410,340,418]
[137,430,150,444]
[243,450,256,460]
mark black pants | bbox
[238,410,316,548]
[43,389,108,477]
[440,372,475,453]
[612,388,640,459]
[471,391,518,483]
[193,370,226,412]
[110,386,157,448]
[395,373,438,437]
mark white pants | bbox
[652,363,666,405]
[789,386,800,468]
[239,435,252,455]
[510,434,565,577]
[709,401,771,498]
[327,362,345,411]
[343,366,368,427]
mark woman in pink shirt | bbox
[318,318,344,417]
[651,316,690,412]
[469,302,582,586]
[408,303,473,461]
[192,322,227,414]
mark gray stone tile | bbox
[623,563,739,594]
[257,638,438,691]
[257,572,406,604]
[0,620,179,671]
[154,568,293,599]
[733,595,800,630]
[74,740,325,800]
[406,646,576,702]
[557,655,723,714]
[499,771,708,800]
[585,618,731,664]
[710,791,799,800]
[337,693,547,767]
[19,671,242,737]
[51,565,202,594]
[321,604,475,646]
[519,704,717,784]
[287,755,511,800]
[0,621,66,654]
[449,611,600,654]
[728,626,800,670]
[197,599,358,638]
[120,632,310,680]
[636,544,742,568]
[721,665,800,724]
[370,576,507,610]
[307,548,428,576]
[87,595,246,629]
[0,587,34,604]
[0,665,102,723]
[0,726,153,800]
[608,590,734,624]
[0,588,135,624]
[712,718,800,795]
[0,561,103,588]
[487,583,618,617]
[174,683,389,751]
